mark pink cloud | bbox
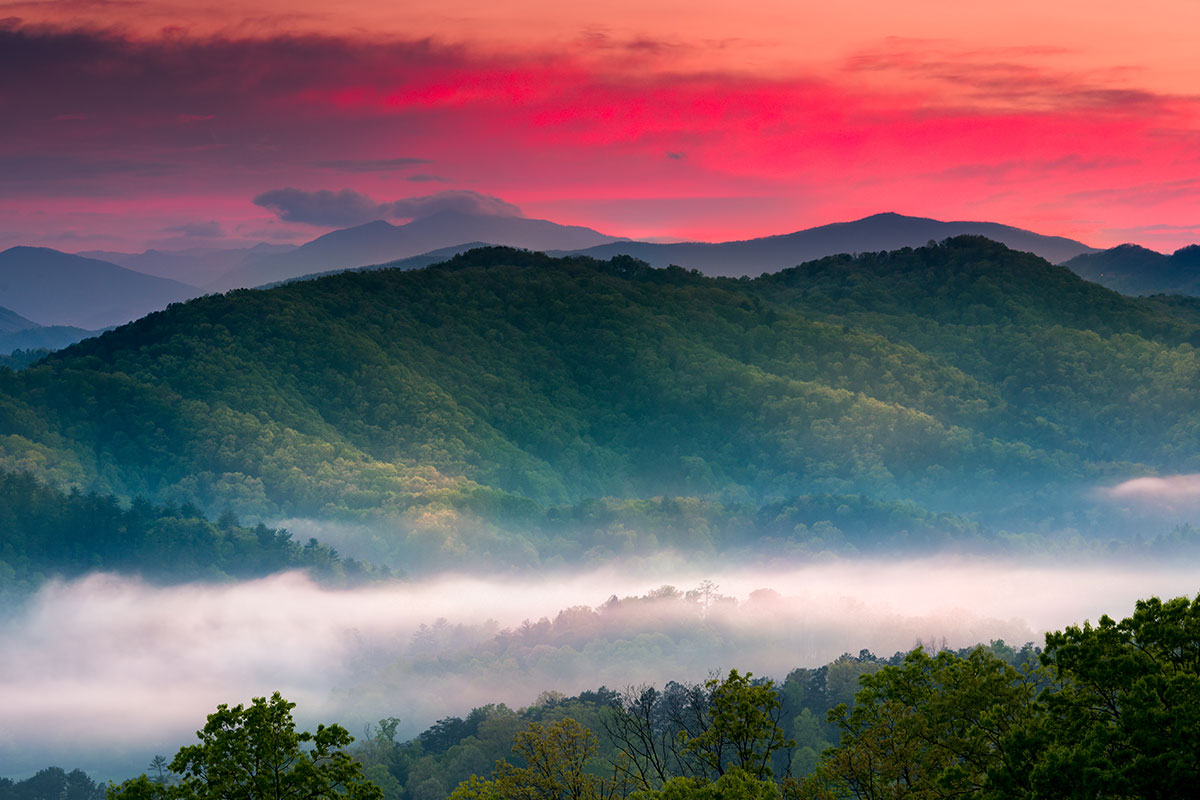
[1,21,1198,250]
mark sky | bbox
[1,1,1198,253]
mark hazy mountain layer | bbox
[0,247,200,329]
[211,211,623,290]
[558,212,1096,275]
[1062,243,1200,296]
[0,304,39,333]
[0,238,1196,534]
[82,243,298,286]
[0,325,97,355]
[0,302,98,356]
[258,243,491,289]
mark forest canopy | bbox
[2,239,1200,555]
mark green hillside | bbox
[0,471,391,597]
[1,238,1197,540]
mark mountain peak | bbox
[342,219,397,233]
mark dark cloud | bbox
[1066,177,1200,206]
[666,151,686,160]
[0,0,142,10]
[405,174,451,183]
[253,188,523,226]
[252,188,382,226]
[312,157,433,173]
[933,155,1136,183]
[0,155,175,196]
[380,190,523,219]
[161,220,224,237]
[0,23,467,154]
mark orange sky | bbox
[1,0,1197,252]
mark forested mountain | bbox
[1,238,1198,554]
[0,302,98,356]
[0,471,390,597]
[559,212,1096,276]
[1062,242,1200,296]
[260,243,491,289]
[0,247,200,329]
[0,349,51,371]
[0,326,98,356]
[0,305,38,334]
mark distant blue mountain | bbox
[0,304,39,333]
[257,242,491,288]
[0,247,200,329]
[210,211,623,290]
[0,301,98,356]
[82,242,297,287]
[554,212,1097,276]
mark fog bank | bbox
[2,558,1197,779]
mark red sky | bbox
[1,0,1198,253]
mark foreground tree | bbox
[1030,594,1200,799]
[449,717,620,800]
[107,692,381,800]
[681,670,795,781]
[801,647,1039,799]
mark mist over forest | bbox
[4,555,1198,779]
[7,0,1200,790]
[4,242,1200,796]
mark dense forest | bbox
[0,767,105,800]
[0,471,392,598]
[2,238,1200,559]
[99,593,1200,799]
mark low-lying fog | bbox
[2,557,1198,780]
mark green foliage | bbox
[801,594,1200,799]
[632,769,781,800]
[107,692,382,800]
[4,239,1200,540]
[0,348,52,371]
[802,647,1039,799]
[364,640,1052,800]
[364,596,1200,800]
[1030,595,1200,799]
[681,671,794,780]
[448,717,618,800]
[0,766,104,800]
[0,470,392,596]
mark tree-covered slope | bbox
[1,238,1197,529]
[0,471,391,597]
[1062,242,1200,296]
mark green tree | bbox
[1029,594,1200,799]
[632,769,781,800]
[802,647,1038,800]
[682,670,795,780]
[107,692,381,800]
[148,756,169,785]
[449,717,618,800]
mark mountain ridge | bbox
[1063,243,1200,296]
[2,238,1198,545]
[67,211,1100,293]
[0,246,200,329]
[208,210,624,290]
[554,212,1097,275]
